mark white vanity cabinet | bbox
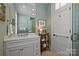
[4,35,40,56]
[20,44,34,56]
[6,46,20,56]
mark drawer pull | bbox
[20,49,23,51]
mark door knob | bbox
[53,34,55,36]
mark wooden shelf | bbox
[39,33,50,52]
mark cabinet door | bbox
[6,47,20,56]
[20,44,34,56]
[34,42,40,56]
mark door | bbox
[53,4,72,55]
[72,3,79,56]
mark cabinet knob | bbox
[20,49,23,51]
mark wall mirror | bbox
[17,14,36,33]
[0,3,6,21]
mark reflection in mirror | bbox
[17,14,35,33]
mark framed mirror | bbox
[0,3,6,21]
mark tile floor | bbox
[42,50,63,56]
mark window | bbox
[55,3,67,10]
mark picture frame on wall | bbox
[38,19,46,27]
[0,3,6,21]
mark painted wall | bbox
[46,4,51,48]
[36,3,48,20]
[36,3,52,49]
[72,3,79,55]
[35,3,48,33]
[0,21,6,55]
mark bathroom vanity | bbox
[4,33,40,56]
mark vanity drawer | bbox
[5,38,40,48]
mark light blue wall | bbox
[72,4,79,33]
[36,3,52,49]
[46,4,51,48]
[36,3,48,19]
[46,4,51,33]
[72,4,79,55]
[36,3,51,34]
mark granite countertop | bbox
[4,33,40,42]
